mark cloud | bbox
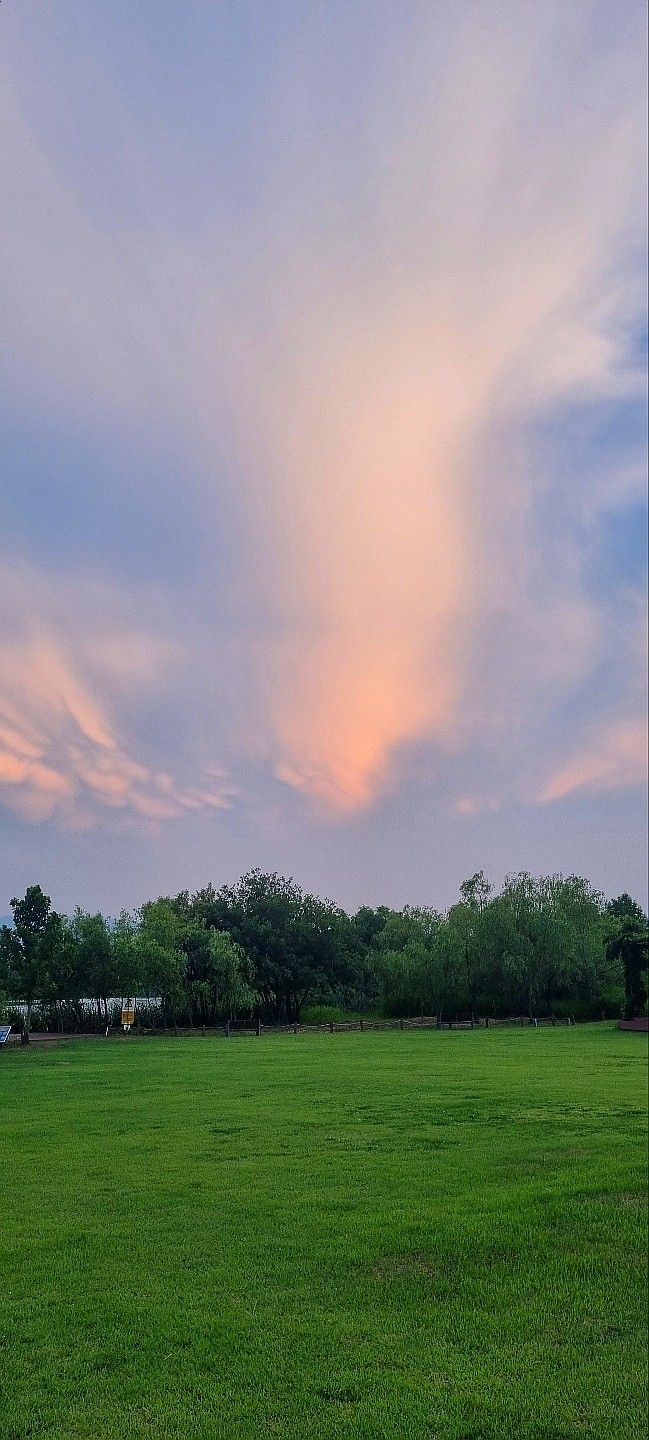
[0,560,235,829]
[0,0,646,830]
[225,2,646,809]
[539,718,648,803]
[454,795,502,818]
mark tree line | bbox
[1,869,647,1036]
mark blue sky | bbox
[0,1,647,914]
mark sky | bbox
[0,0,647,917]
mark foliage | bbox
[300,1003,365,1025]
[0,885,60,1027]
[2,871,646,1030]
[192,870,351,1022]
[605,897,648,1020]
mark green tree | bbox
[209,871,349,1022]
[136,899,186,1028]
[605,902,648,1020]
[191,930,257,1023]
[111,912,142,1007]
[606,893,646,925]
[448,873,493,1016]
[375,907,451,1017]
[40,913,83,1032]
[71,910,114,1024]
[1,885,56,1030]
[549,876,610,1015]
[504,875,573,1016]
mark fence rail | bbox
[4,1012,586,1046]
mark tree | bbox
[111,912,142,1007]
[497,874,574,1017]
[191,930,257,1023]
[1,885,57,1030]
[375,907,452,1017]
[209,871,349,1022]
[606,907,648,1020]
[40,913,83,1032]
[135,898,186,1028]
[1,870,644,1030]
[353,906,393,950]
[71,910,114,1024]
[459,871,492,913]
[448,873,493,1016]
[549,876,610,1014]
[606,894,647,925]
[430,920,464,1019]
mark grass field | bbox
[0,1025,647,1440]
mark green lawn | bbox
[0,1025,646,1440]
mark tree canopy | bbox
[1,872,646,1032]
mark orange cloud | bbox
[0,752,29,785]
[539,720,648,804]
[0,724,43,760]
[211,11,646,812]
[0,591,235,829]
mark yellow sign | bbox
[121,1007,135,1027]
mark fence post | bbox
[329,1021,334,1033]
[256,1018,262,1036]
[399,1018,404,1031]
[224,1020,230,1038]
[359,1018,364,1032]
[293,1022,298,1034]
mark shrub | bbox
[1,1006,25,1033]
[301,1004,364,1025]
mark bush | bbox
[1,1007,25,1033]
[551,1000,577,1021]
[301,1004,364,1025]
[599,985,625,1020]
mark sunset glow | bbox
[0,1,646,909]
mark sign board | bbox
[0,1026,11,1046]
[121,1007,135,1029]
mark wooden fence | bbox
[5,1012,582,1046]
[140,1012,575,1040]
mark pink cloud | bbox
[0,563,235,829]
[539,720,648,803]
